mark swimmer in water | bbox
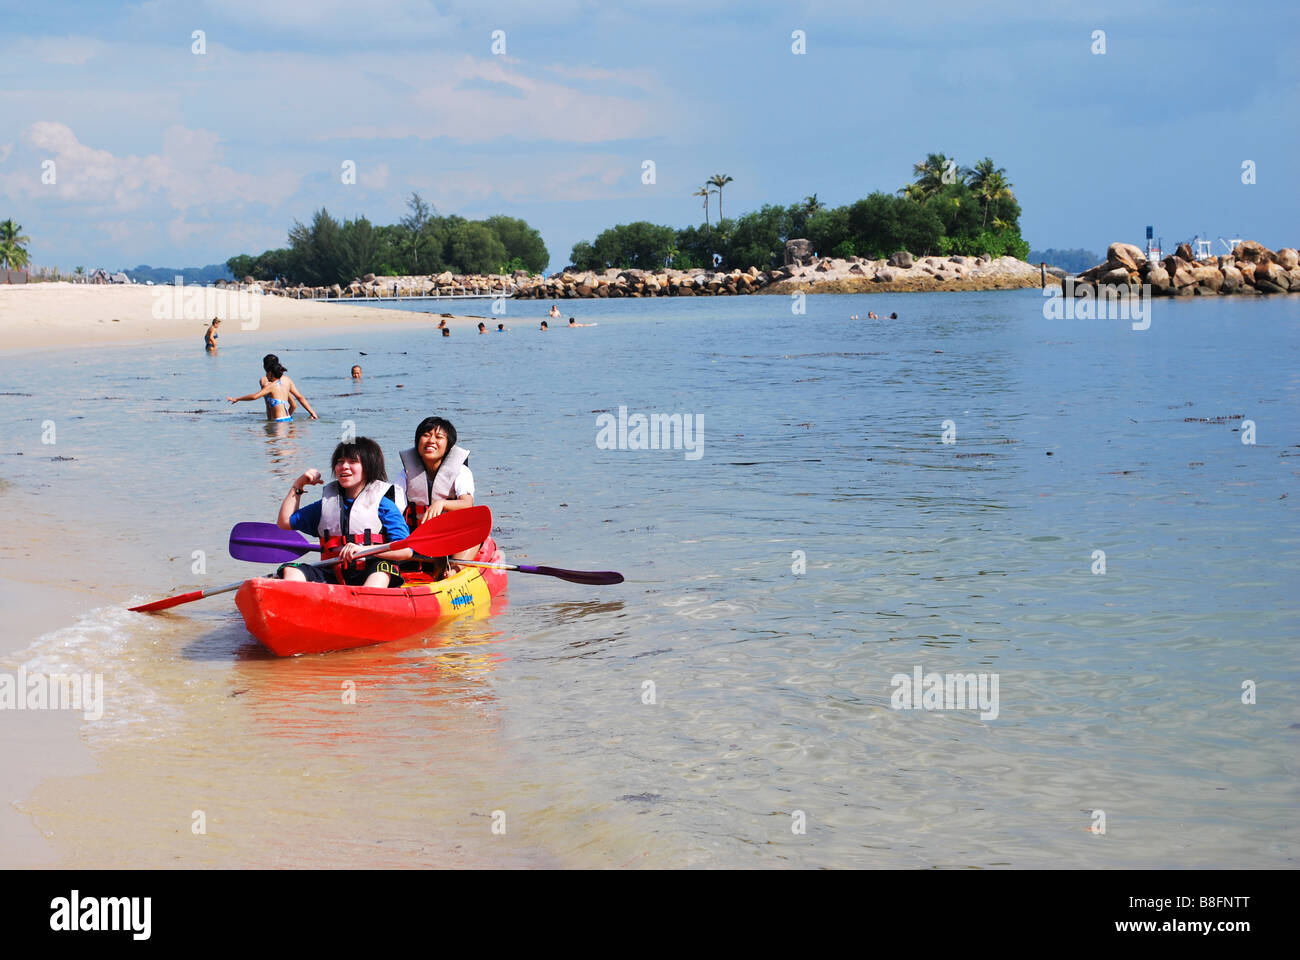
[540,320,548,331]
[496,323,506,332]
[351,365,362,380]
[204,318,220,351]
[442,327,450,337]
[548,304,561,318]
[477,322,487,334]
[228,355,319,421]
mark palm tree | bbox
[802,194,824,215]
[0,219,31,272]
[896,182,928,204]
[966,158,1011,228]
[708,174,734,222]
[693,186,716,230]
[909,153,961,201]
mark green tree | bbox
[724,204,790,268]
[906,153,962,202]
[806,205,850,258]
[226,254,256,280]
[966,158,1010,228]
[0,219,31,270]
[586,221,677,269]
[708,174,734,221]
[693,185,715,230]
[338,217,379,279]
[287,208,345,285]
[446,221,507,274]
[569,240,597,271]
[484,215,548,273]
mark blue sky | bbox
[2,0,1297,271]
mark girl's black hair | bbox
[263,354,286,379]
[331,437,387,484]
[414,417,457,454]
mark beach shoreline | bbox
[0,282,491,355]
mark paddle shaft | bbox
[452,558,624,586]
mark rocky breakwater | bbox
[762,242,1047,295]
[509,265,774,299]
[214,270,530,299]
[1070,241,1300,297]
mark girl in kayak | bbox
[227,355,319,421]
[275,437,411,588]
[395,416,479,577]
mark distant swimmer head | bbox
[351,365,362,379]
[478,322,486,333]
[263,354,286,379]
[442,327,450,337]
[540,320,548,330]
[497,323,505,331]
[568,318,576,326]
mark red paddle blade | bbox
[129,590,207,613]
[403,505,492,556]
[229,522,316,562]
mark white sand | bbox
[0,282,488,353]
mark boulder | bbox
[1107,242,1147,272]
[1289,267,1300,290]
[1146,264,1173,293]
[1276,248,1299,270]
[979,253,992,263]
[874,268,897,282]
[1219,264,1243,291]
[1175,242,1195,262]
[848,263,869,275]
[1232,241,1275,264]
[784,239,814,265]
[1190,264,1223,291]
[1254,261,1290,291]
[1100,266,1132,285]
[435,271,454,284]
[888,251,914,268]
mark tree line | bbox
[226,195,549,284]
[569,155,1030,272]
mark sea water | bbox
[1,289,1296,867]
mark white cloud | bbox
[1,121,301,212]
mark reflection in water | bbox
[261,420,305,481]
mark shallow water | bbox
[2,289,1297,867]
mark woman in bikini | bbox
[227,355,319,421]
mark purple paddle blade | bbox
[228,522,316,563]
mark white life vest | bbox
[399,444,470,508]
[318,480,394,559]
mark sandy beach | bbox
[0,282,489,354]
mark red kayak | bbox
[235,537,508,656]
